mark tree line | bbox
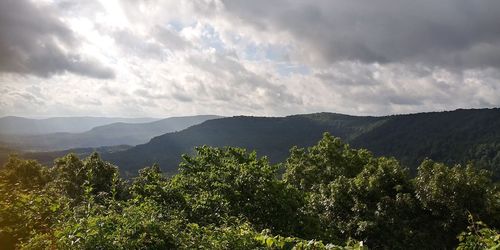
[0,133,498,249]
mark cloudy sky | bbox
[1,0,499,117]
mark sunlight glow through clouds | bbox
[0,0,499,117]
[96,0,129,29]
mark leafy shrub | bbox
[457,216,500,250]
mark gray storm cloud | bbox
[221,0,500,69]
[0,0,114,78]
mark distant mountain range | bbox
[0,115,221,151]
[2,109,499,179]
[100,109,500,178]
[0,116,159,135]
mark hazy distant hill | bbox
[0,144,133,168]
[101,109,500,177]
[0,115,221,151]
[0,116,158,135]
[21,145,133,166]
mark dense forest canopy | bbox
[1,133,498,249]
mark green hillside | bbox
[103,108,500,177]
[103,113,386,176]
[351,109,500,176]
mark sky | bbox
[0,0,499,118]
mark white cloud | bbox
[0,0,499,118]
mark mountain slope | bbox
[102,109,500,177]
[103,113,387,175]
[0,116,158,135]
[0,115,221,151]
[350,108,500,175]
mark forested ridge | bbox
[1,133,499,249]
[101,108,500,178]
[7,109,499,180]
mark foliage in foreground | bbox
[457,215,500,250]
[0,133,499,249]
